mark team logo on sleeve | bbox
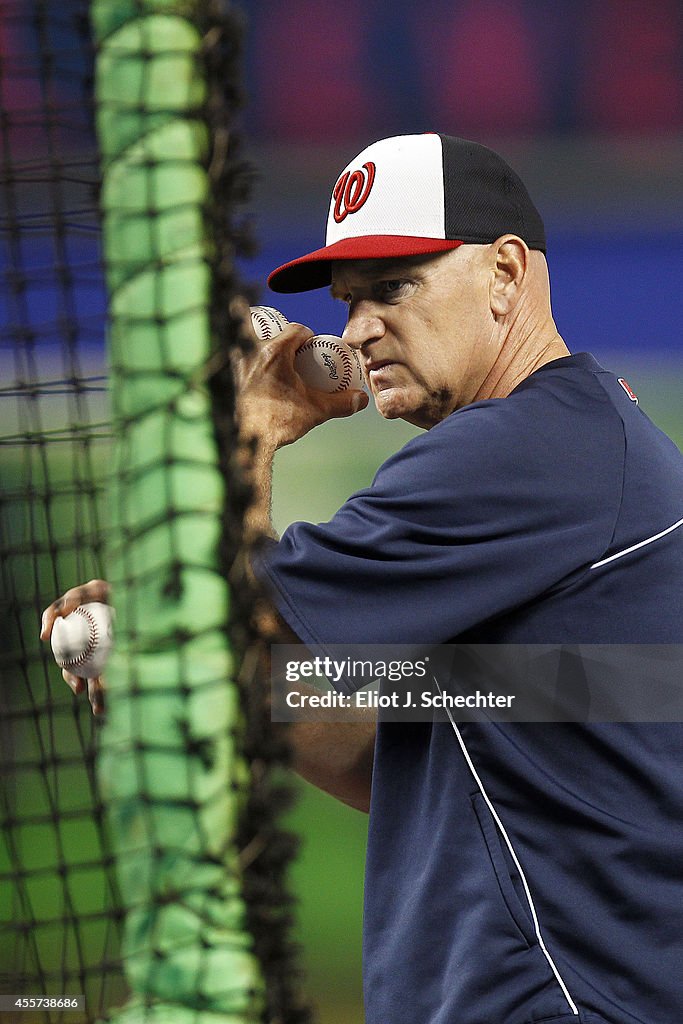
[333,161,376,222]
[618,378,639,404]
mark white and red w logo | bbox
[333,161,376,223]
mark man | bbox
[44,135,683,1024]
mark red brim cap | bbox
[268,235,464,293]
[268,134,545,294]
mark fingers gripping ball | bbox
[50,602,114,679]
[249,305,364,393]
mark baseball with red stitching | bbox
[250,304,290,340]
[249,305,364,392]
[294,334,364,393]
[50,602,114,679]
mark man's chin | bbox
[373,386,423,425]
[373,386,405,420]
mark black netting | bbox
[0,3,310,1022]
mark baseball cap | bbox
[268,133,546,294]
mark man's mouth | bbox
[365,359,396,376]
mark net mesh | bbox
[0,2,310,1022]
[0,2,122,1017]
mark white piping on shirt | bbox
[590,515,683,570]
[434,676,581,1017]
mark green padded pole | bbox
[90,3,265,1019]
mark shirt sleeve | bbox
[255,376,625,655]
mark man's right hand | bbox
[40,579,111,716]
[234,317,368,541]
[236,319,368,453]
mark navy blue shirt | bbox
[258,353,683,1024]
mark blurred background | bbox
[2,1,682,1022]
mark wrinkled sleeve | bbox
[255,387,624,658]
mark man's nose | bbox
[342,307,384,351]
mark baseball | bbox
[250,304,289,340]
[249,305,364,393]
[51,602,114,679]
[294,334,364,393]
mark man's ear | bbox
[489,235,528,316]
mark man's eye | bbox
[378,280,407,298]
